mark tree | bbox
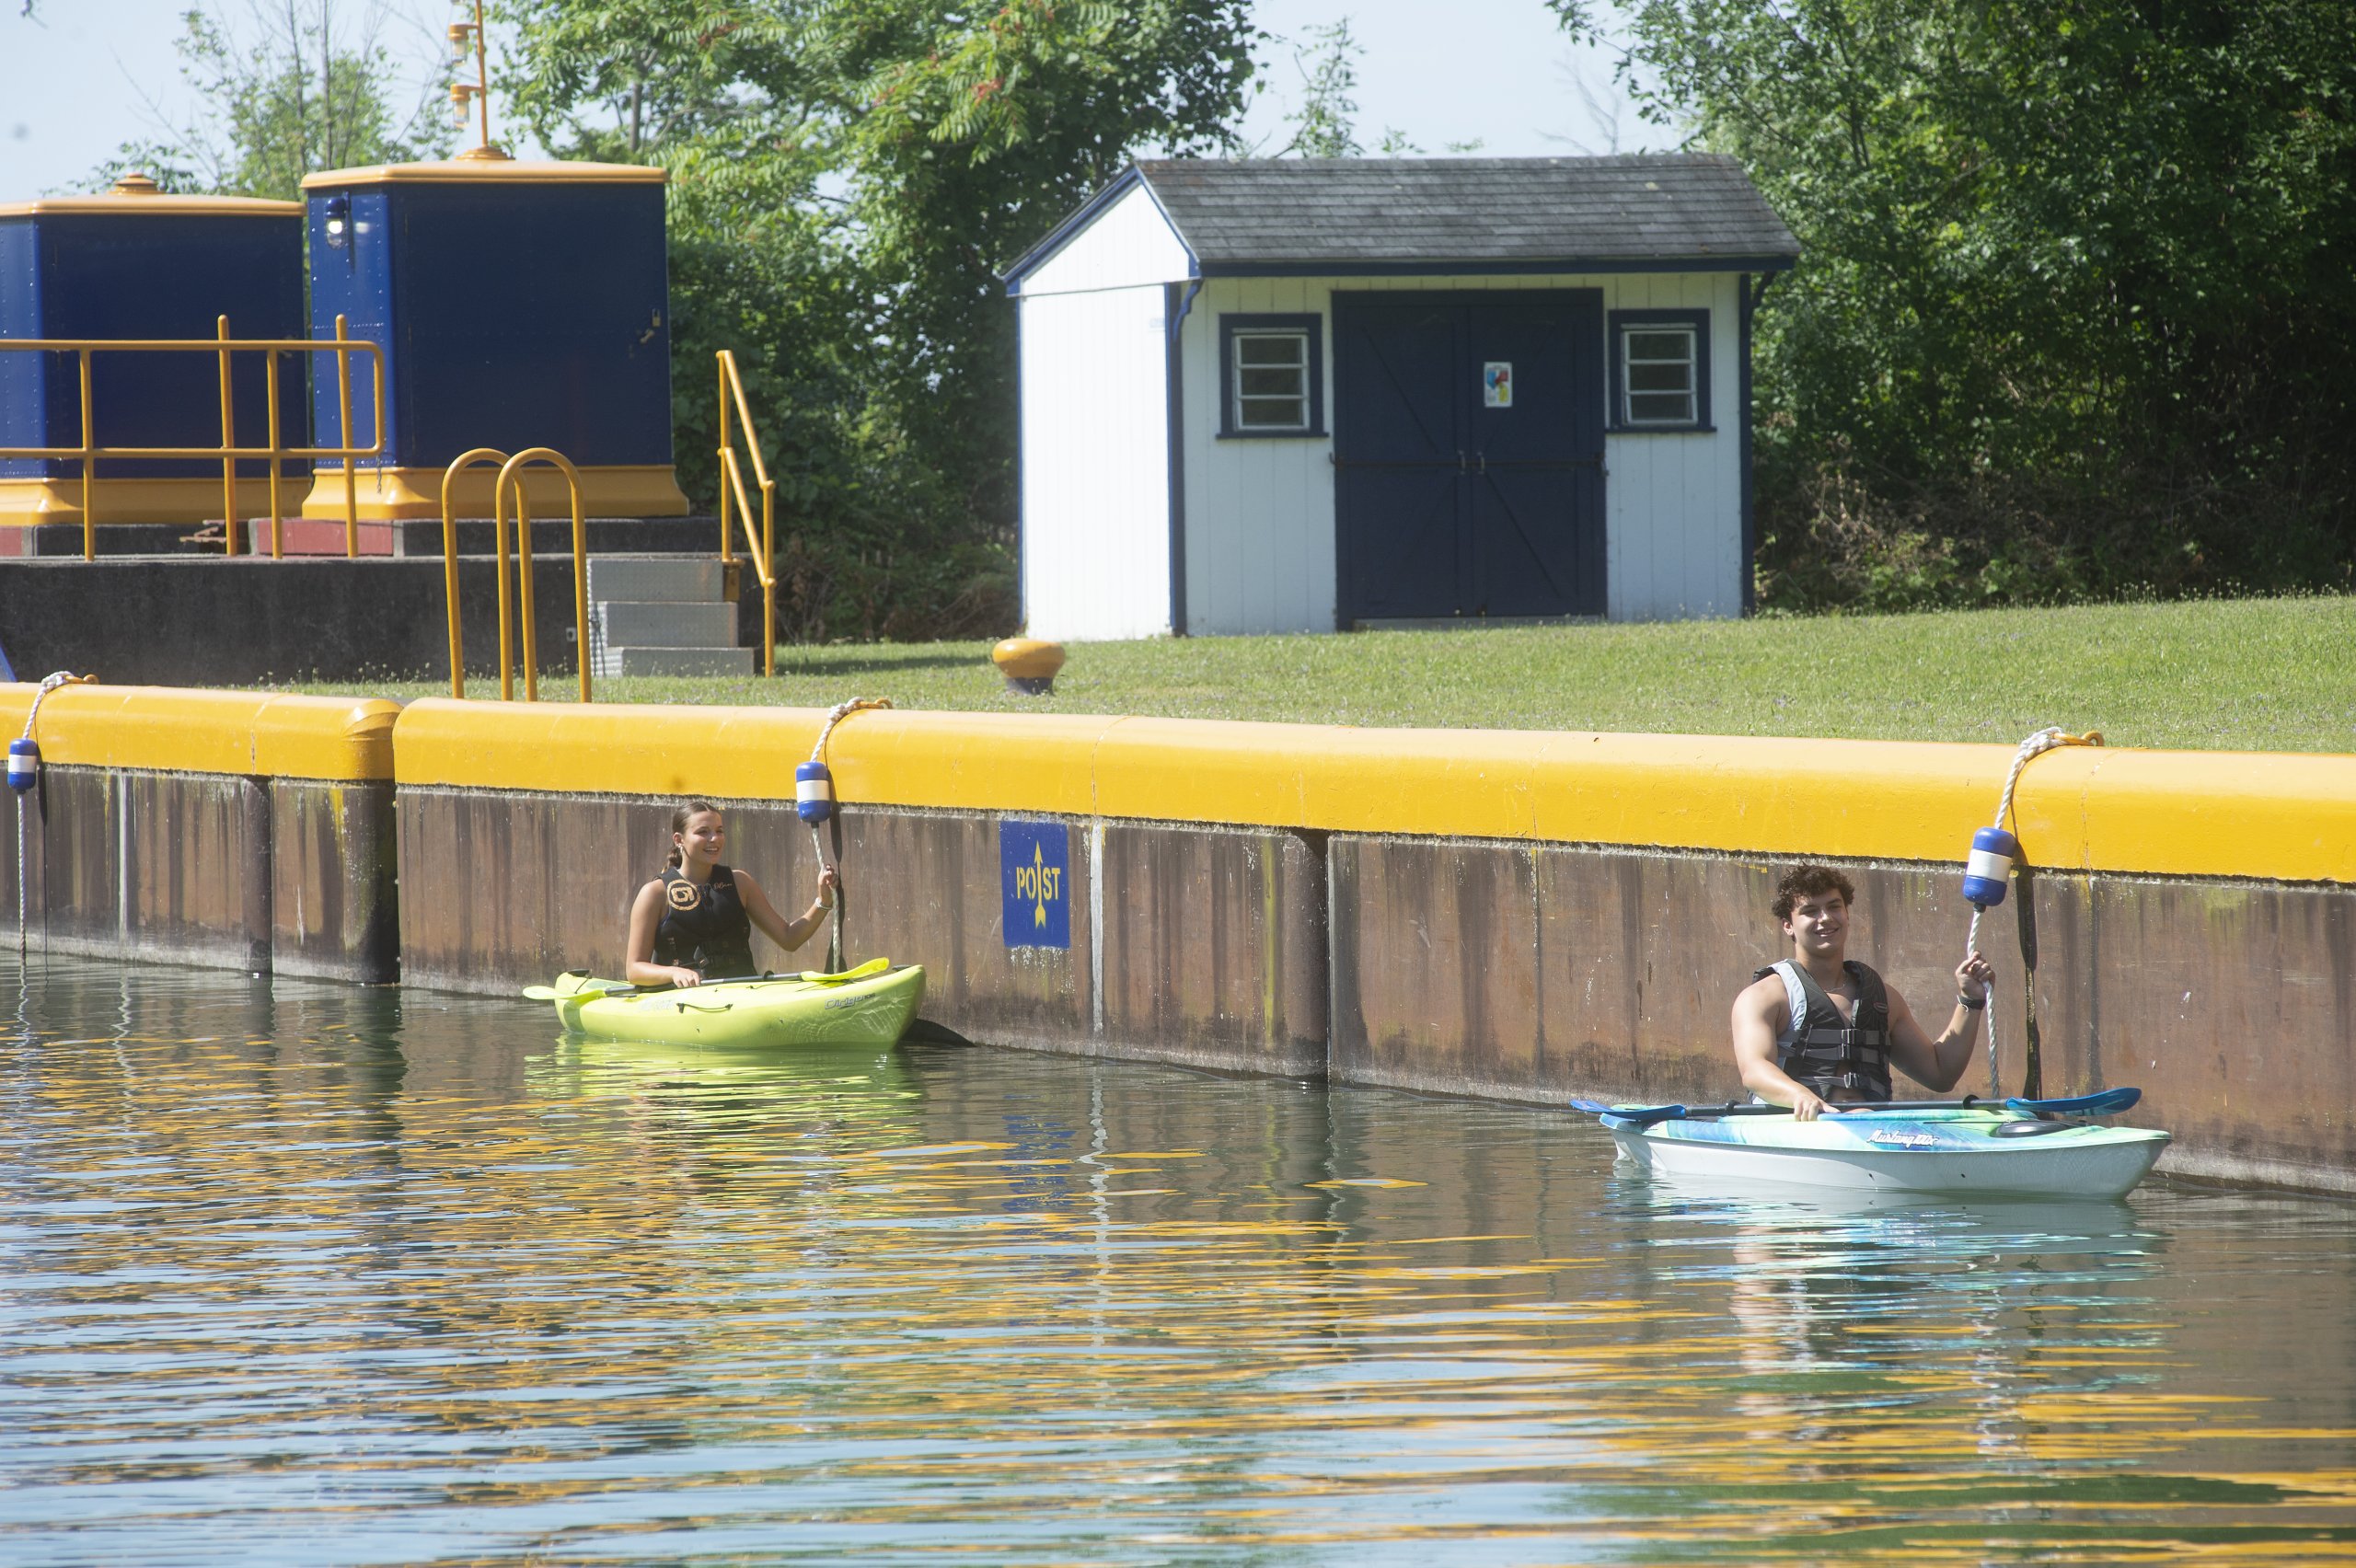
[1253,19,1473,159]
[497,0,795,161]
[97,2,455,201]
[1555,0,2356,608]
[497,0,1260,640]
[1280,19,1362,157]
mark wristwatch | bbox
[1958,990,1988,1009]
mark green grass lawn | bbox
[300,594,2356,754]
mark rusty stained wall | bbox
[1329,836,2356,1192]
[393,790,1325,1073]
[829,807,1091,1054]
[394,788,731,992]
[2027,873,2356,1191]
[1093,823,1327,1077]
[271,780,398,984]
[1,764,270,971]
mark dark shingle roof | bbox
[1139,155,1796,268]
[1007,155,1797,283]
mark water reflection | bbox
[2,953,2353,1563]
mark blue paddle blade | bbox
[2004,1086,2140,1116]
[1572,1098,1687,1128]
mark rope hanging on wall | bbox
[12,672,98,961]
[793,698,893,974]
[1960,726,2103,1100]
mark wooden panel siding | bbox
[1601,271,1744,620]
[1017,183,1192,297]
[1018,284,1174,640]
[1181,277,1340,634]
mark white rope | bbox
[1969,726,2102,1092]
[806,698,891,972]
[13,786,23,963]
[17,671,90,743]
[808,697,892,765]
[16,672,91,962]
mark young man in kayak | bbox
[625,800,839,987]
[1732,865,1995,1120]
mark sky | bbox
[0,0,1676,200]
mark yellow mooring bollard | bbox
[990,639,1066,696]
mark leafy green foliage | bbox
[1559,0,2356,609]
[498,0,795,159]
[498,0,1256,640]
[94,2,454,200]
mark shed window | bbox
[1219,314,1325,438]
[1609,309,1712,432]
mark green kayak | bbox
[545,960,927,1048]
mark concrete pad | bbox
[595,600,738,648]
[585,556,724,602]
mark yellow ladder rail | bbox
[716,349,777,677]
[437,446,593,705]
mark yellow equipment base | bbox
[300,463,690,521]
[0,476,268,525]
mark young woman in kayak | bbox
[625,800,839,987]
[1732,864,1995,1121]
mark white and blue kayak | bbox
[1580,1089,2169,1200]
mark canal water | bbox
[4,955,2354,1564]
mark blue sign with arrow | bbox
[999,820,1071,950]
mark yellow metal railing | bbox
[716,349,777,676]
[439,447,593,704]
[0,315,383,559]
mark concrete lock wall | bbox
[390,700,2356,1192]
[0,558,596,686]
[1,686,399,982]
[6,683,2352,1192]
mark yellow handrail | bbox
[439,448,507,699]
[0,316,385,559]
[715,348,777,676]
[436,446,593,704]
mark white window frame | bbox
[1609,309,1712,432]
[1218,313,1325,439]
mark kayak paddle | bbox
[521,955,892,1002]
[1573,1086,2141,1129]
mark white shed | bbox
[1002,155,1799,639]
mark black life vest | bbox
[653,864,756,980]
[1756,959,1893,1101]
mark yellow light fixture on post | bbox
[446,0,509,162]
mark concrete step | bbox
[585,555,724,604]
[595,599,738,649]
[594,645,756,678]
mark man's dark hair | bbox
[1773,864,1856,921]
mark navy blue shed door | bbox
[1334,291,1605,621]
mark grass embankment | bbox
[304,595,2356,754]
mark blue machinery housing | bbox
[0,162,689,532]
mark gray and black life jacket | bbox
[1756,959,1892,1101]
[653,864,756,980]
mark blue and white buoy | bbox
[6,738,37,794]
[1962,825,2019,907]
[795,760,834,824]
